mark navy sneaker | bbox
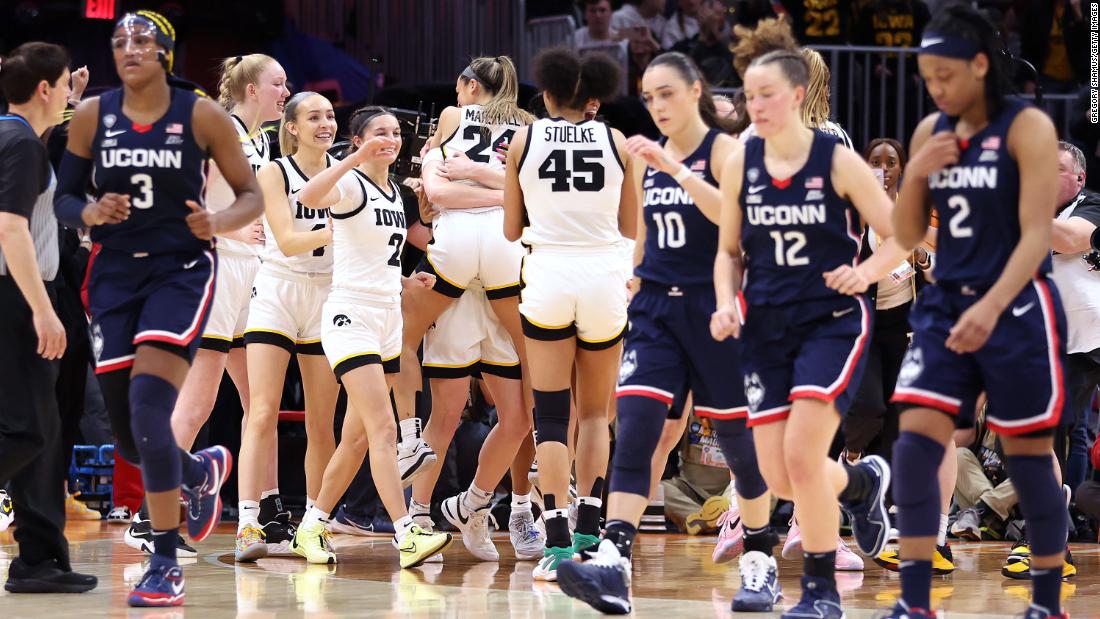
[1022,604,1068,619]
[127,563,185,607]
[557,539,632,615]
[731,551,781,612]
[183,445,232,542]
[326,507,375,537]
[840,454,891,557]
[780,576,843,619]
[882,601,937,618]
[371,514,396,535]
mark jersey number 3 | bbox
[131,173,154,209]
[538,149,605,192]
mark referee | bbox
[0,42,96,593]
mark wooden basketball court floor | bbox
[2,521,1098,618]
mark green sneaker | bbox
[572,532,600,561]
[292,521,337,564]
[532,546,573,582]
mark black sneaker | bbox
[4,558,97,593]
[839,454,892,557]
[264,510,297,556]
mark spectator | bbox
[575,0,623,50]
[1049,142,1100,495]
[612,0,669,43]
[771,0,852,44]
[1020,0,1088,94]
[660,410,733,535]
[670,0,738,87]
[854,0,930,49]
[662,0,702,48]
[730,0,779,29]
[952,410,1016,541]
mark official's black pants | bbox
[0,275,70,570]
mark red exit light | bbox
[84,0,117,20]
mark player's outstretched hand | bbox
[82,192,130,226]
[33,309,66,360]
[946,298,999,354]
[624,135,678,176]
[907,131,960,179]
[186,200,216,240]
[354,136,399,163]
[710,303,741,341]
[823,265,871,295]
[403,271,436,290]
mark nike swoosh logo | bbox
[747,185,766,194]
[183,259,199,269]
[105,129,126,138]
[832,307,855,318]
[645,167,659,177]
[921,37,944,47]
[171,580,184,595]
[369,196,380,201]
[457,509,470,525]
[1012,301,1035,317]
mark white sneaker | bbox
[441,493,499,561]
[125,512,198,558]
[0,490,13,532]
[398,439,437,489]
[509,510,546,560]
[527,460,539,488]
[106,505,132,524]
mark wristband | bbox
[672,164,691,183]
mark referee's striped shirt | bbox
[0,115,59,282]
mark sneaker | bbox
[4,557,97,593]
[124,515,197,558]
[1001,547,1076,580]
[713,504,744,564]
[839,454,891,557]
[292,521,337,564]
[532,545,573,582]
[557,539,632,614]
[127,562,185,607]
[950,506,983,541]
[835,538,864,571]
[1007,538,1030,564]
[687,495,730,536]
[528,460,540,488]
[326,507,375,537]
[1022,605,1070,619]
[106,505,132,524]
[731,550,781,612]
[874,544,955,575]
[264,511,297,556]
[441,493,498,561]
[398,439,437,489]
[0,490,13,532]
[235,524,268,562]
[881,600,938,618]
[509,510,545,560]
[182,446,232,542]
[780,576,843,619]
[781,517,803,560]
[397,524,452,569]
[66,492,102,521]
[572,532,600,561]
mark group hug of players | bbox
[51,5,1073,618]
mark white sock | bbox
[511,492,532,513]
[937,513,949,547]
[260,488,280,500]
[399,417,420,444]
[306,497,315,512]
[395,514,415,538]
[463,484,493,510]
[239,500,260,529]
[302,506,330,529]
[409,499,430,516]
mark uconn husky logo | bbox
[897,347,924,387]
[744,372,765,413]
[618,349,638,383]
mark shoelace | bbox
[740,557,768,591]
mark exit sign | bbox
[84,0,117,20]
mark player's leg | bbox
[650,402,691,499]
[409,376,470,525]
[394,284,452,468]
[297,353,339,506]
[170,348,229,449]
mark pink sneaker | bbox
[781,517,802,560]
[712,504,744,564]
[835,537,864,571]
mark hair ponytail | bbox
[647,52,737,134]
[217,53,278,111]
[345,105,397,156]
[278,91,321,156]
[925,3,1014,119]
[462,55,534,126]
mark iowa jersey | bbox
[265,154,334,273]
[233,114,270,173]
[636,128,721,286]
[206,114,271,256]
[330,169,406,304]
[517,117,624,248]
[740,130,862,306]
[927,97,1045,289]
[90,87,208,255]
[439,104,524,212]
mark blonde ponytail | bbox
[463,56,534,126]
[217,53,277,111]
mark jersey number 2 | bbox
[464,126,514,163]
[387,233,404,267]
[131,173,154,209]
[946,195,973,238]
[538,149,605,192]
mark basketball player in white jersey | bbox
[159,53,292,550]
[235,92,339,562]
[289,106,453,568]
[503,47,636,581]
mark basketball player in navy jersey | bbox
[711,49,905,619]
[556,51,778,615]
[886,6,1066,619]
[54,11,262,606]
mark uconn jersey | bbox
[265,155,334,273]
[518,117,624,247]
[636,128,721,286]
[91,87,208,255]
[739,130,862,306]
[440,104,523,212]
[926,97,1051,289]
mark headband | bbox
[115,10,177,71]
[918,32,979,60]
[461,64,499,93]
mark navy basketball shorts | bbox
[740,294,872,427]
[892,279,1067,435]
[84,246,216,374]
[616,283,748,420]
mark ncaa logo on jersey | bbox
[104,114,117,129]
[618,349,638,383]
[747,167,760,183]
[744,372,765,413]
[333,314,352,327]
[897,347,924,387]
[91,323,104,362]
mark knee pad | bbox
[129,374,181,493]
[608,396,668,497]
[1006,454,1067,556]
[534,388,571,446]
[892,431,944,537]
[713,418,768,500]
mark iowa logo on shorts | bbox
[333,314,352,327]
[251,287,257,299]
